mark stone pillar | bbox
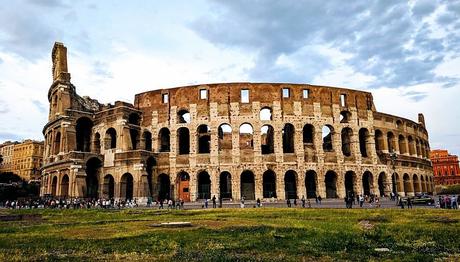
[297,171,306,199]
[254,170,263,201]
[210,168,219,199]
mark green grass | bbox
[0,208,459,261]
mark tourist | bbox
[317,195,322,205]
[307,199,311,208]
[286,199,291,207]
[204,198,208,209]
[212,195,217,208]
[407,197,413,209]
[452,195,458,209]
[241,196,245,208]
[256,198,261,208]
[301,195,306,208]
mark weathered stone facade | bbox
[40,42,434,202]
[431,149,460,185]
[1,140,43,181]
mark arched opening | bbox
[93,133,101,154]
[305,170,317,198]
[197,125,211,154]
[399,135,407,155]
[239,123,254,150]
[177,109,191,124]
[340,110,351,123]
[105,128,117,149]
[261,125,274,154]
[129,129,139,150]
[259,107,272,121]
[403,173,411,196]
[322,125,334,152]
[51,176,58,196]
[378,172,386,197]
[240,170,255,200]
[284,170,297,199]
[392,173,399,194]
[158,128,170,152]
[60,175,69,197]
[158,174,171,200]
[177,172,190,202]
[359,128,369,157]
[76,117,93,152]
[120,173,134,200]
[146,157,156,197]
[408,136,415,155]
[197,171,211,199]
[413,174,420,193]
[85,157,101,199]
[396,120,403,129]
[143,131,152,151]
[54,132,61,155]
[344,171,356,198]
[103,174,115,199]
[325,171,338,198]
[303,124,314,144]
[362,171,373,196]
[262,170,276,198]
[219,172,232,199]
[282,123,295,153]
[128,113,140,125]
[177,127,190,155]
[218,124,232,150]
[341,127,353,157]
[421,175,426,192]
[387,132,396,152]
[374,129,384,153]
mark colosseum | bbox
[40,42,435,203]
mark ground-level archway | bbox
[344,171,357,198]
[51,176,58,196]
[60,175,69,197]
[219,172,232,199]
[378,172,386,197]
[120,173,134,200]
[176,172,190,202]
[362,171,373,196]
[284,170,297,199]
[263,170,276,198]
[305,170,317,198]
[325,171,338,198]
[103,174,115,199]
[85,157,101,199]
[158,174,171,200]
[197,171,211,199]
[241,170,255,200]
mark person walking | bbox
[286,199,291,207]
[317,195,322,205]
[301,195,306,208]
[204,198,209,209]
[359,195,364,208]
[212,195,217,208]
[256,198,261,208]
[241,196,245,208]
[407,197,413,209]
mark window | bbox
[162,93,169,104]
[241,89,249,103]
[303,89,309,98]
[282,88,290,98]
[200,89,208,100]
[340,94,346,107]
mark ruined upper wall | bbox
[134,83,376,126]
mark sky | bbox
[0,0,459,155]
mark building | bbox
[0,141,18,173]
[12,140,44,181]
[40,42,435,202]
[430,149,460,185]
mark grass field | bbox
[0,208,459,261]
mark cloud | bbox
[0,132,22,142]
[31,100,47,114]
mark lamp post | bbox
[390,151,398,196]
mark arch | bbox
[51,176,58,196]
[392,173,399,194]
[408,136,415,155]
[398,135,407,154]
[197,124,211,154]
[158,128,170,152]
[177,172,190,202]
[143,131,152,151]
[54,132,61,155]
[146,157,156,197]
[261,125,274,154]
[218,124,232,150]
[325,171,338,198]
[177,109,191,124]
[76,117,93,152]
[158,173,171,200]
[341,127,353,157]
[219,172,232,199]
[387,132,396,152]
[413,174,420,193]
[105,128,117,149]
[322,125,334,152]
[239,123,254,150]
[420,175,426,193]
[362,171,373,196]
[374,129,384,152]
[240,170,255,200]
[284,170,297,199]
[103,174,115,199]
[282,123,295,153]
[415,139,421,157]
[60,174,69,197]
[340,110,351,123]
[128,113,140,125]
[93,132,101,154]
[344,171,357,198]
[177,127,190,155]
[305,170,317,198]
[120,173,134,200]
[259,107,272,121]
[263,170,276,198]
[197,171,211,199]
[359,128,370,157]
[129,129,140,150]
[403,173,411,196]
[303,124,314,144]
[85,157,101,199]
[378,172,386,197]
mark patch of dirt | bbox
[358,220,374,230]
[427,217,458,224]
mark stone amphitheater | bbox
[41,42,434,203]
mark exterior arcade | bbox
[40,42,435,203]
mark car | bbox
[402,194,434,205]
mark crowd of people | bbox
[1,198,141,209]
[437,195,458,209]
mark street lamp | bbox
[390,151,398,196]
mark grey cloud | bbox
[0,132,22,142]
[31,100,47,114]
[92,61,113,79]
[411,0,437,18]
[402,91,428,102]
